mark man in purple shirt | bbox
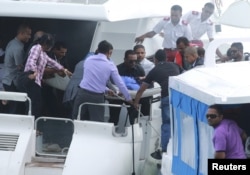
[206,105,247,159]
[72,40,132,122]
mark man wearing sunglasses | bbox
[229,42,244,62]
[206,105,247,159]
[108,50,147,125]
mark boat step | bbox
[25,156,65,175]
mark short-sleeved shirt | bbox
[153,17,193,49]
[2,38,24,86]
[140,58,155,75]
[143,62,181,97]
[213,119,246,159]
[182,11,214,40]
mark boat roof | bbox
[169,61,250,105]
[0,0,168,21]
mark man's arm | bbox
[135,31,157,44]
[184,24,193,41]
[133,82,148,109]
[209,38,229,62]
[214,151,226,159]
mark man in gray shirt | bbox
[2,23,32,114]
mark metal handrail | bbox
[0,91,32,115]
[77,102,131,121]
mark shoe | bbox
[150,149,162,160]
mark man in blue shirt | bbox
[72,40,132,122]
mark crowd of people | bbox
[0,2,248,159]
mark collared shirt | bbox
[80,53,131,101]
[24,44,63,86]
[140,58,155,75]
[2,38,24,86]
[182,11,214,40]
[153,17,193,48]
[213,119,246,159]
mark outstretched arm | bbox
[135,31,157,44]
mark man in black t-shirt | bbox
[134,49,181,153]
[108,50,149,125]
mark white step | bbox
[25,157,64,175]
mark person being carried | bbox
[206,104,247,159]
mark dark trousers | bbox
[108,96,151,125]
[3,82,25,115]
[72,88,105,122]
[41,85,57,117]
[26,81,42,119]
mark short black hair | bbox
[17,23,31,34]
[154,49,166,62]
[53,41,67,50]
[124,49,136,59]
[133,44,145,51]
[204,2,215,10]
[208,104,223,115]
[231,42,243,52]
[176,37,189,46]
[36,33,55,49]
[171,5,182,12]
[97,40,113,54]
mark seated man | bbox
[206,104,247,159]
[184,46,204,69]
[108,50,150,125]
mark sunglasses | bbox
[230,50,238,54]
[206,114,218,119]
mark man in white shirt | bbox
[133,45,154,75]
[182,2,226,60]
[182,2,215,42]
[135,5,192,62]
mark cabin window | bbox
[36,117,74,157]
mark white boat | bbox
[0,1,165,175]
[164,1,250,175]
[1,1,250,175]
